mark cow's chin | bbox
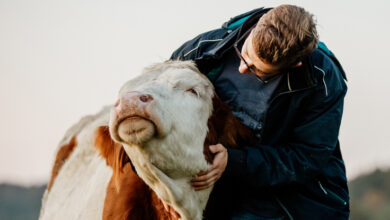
[117,116,156,145]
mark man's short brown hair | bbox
[252,5,319,67]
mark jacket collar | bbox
[272,55,317,97]
[287,55,317,91]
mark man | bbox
[171,5,349,219]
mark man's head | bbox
[238,5,318,77]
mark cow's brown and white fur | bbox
[40,61,254,220]
[40,106,113,220]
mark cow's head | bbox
[109,61,215,177]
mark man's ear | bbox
[293,61,302,68]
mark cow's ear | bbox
[206,95,256,151]
[94,126,130,191]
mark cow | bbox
[40,61,255,220]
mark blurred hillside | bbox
[349,168,390,220]
[1,168,390,219]
[0,184,46,220]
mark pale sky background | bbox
[0,0,389,186]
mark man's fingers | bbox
[194,185,212,191]
[196,170,209,176]
[192,143,227,178]
[191,169,218,182]
[190,143,228,191]
[193,175,220,191]
[194,163,219,177]
[191,172,219,186]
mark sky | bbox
[0,0,389,185]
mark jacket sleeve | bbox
[224,61,347,190]
[170,33,204,61]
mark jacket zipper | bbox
[274,196,294,220]
[318,181,347,206]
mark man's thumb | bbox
[209,144,222,153]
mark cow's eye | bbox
[186,88,199,97]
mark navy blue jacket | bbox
[170,8,349,220]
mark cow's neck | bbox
[123,144,212,220]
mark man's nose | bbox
[238,60,251,74]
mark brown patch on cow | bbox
[204,95,256,163]
[102,163,177,220]
[94,126,130,191]
[48,136,77,191]
[94,126,176,219]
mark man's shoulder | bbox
[311,49,336,71]
[310,43,347,81]
[309,47,347,96]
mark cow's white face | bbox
[109,61,214,177]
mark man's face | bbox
[238,31,284,78]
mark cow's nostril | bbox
[139,94,153,103]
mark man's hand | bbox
[191,144,228,191]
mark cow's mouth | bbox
[116,116,156,144]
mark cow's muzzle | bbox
[113,92,156,144]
